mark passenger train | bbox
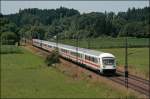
[32,39,116,74]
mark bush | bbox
[1,32,17,45]
[45,50,60,66]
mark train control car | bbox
[32,39,116,74]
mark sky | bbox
[1,1,149,15]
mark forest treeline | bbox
[0,7,149,44]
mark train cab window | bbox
[103,58,115,65]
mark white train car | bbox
[32,39,116,74]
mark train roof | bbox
[33,39,115,58]
[59,43,104,57]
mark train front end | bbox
[100,53,116,74]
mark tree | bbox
[119,22,147,37]
[1,32,17,44]
[30,26,46,39]
[1,7,149,39]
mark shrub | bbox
[1,32,17,45]
[45,50,60,66]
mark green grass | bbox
[58,37,148,49]
[1,46,136,98]
[0,45,22,54]
[100,48,149,78]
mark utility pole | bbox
[76,35,79,62]
[148,33,150,98]
[125,32,128,89]
[88,38,90,49]
[38,33,41,47]
[56,32,58,51]
[76,20,79,63]
[56,13,62,51]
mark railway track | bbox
[25,44,150,98]
[108,74,149,96]
[117,70,149,85]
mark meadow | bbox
[1,45,135,98]
[58,37,148,49]
[0,45,22,54]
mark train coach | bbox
[33,39,116,74]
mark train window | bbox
[71,52,77,56]
[88,56,90,60]
[66,50,68,53]
[74,52,77,56]
[77,53,81,57]
[85,55,88,60]
[48,45,52,48]
[79,53,82,58]
[36,41,38,43]
[85,55,98,63]
[70,51,74,55]
[93,57,98,63]
[61,49,67,53]
[91,57,94,62]
[71,52,81,57]
[80,54,82,58]
[65,49,68,53]
[72,52,75,56]
[85,55,90,60]
[61,49,64,52]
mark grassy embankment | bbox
[59,37,149,78]
[1,45,136,98]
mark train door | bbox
[99,58,103,71]
[40,40,42,48]
[82,54,85,66]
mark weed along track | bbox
[24,44,149,98]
